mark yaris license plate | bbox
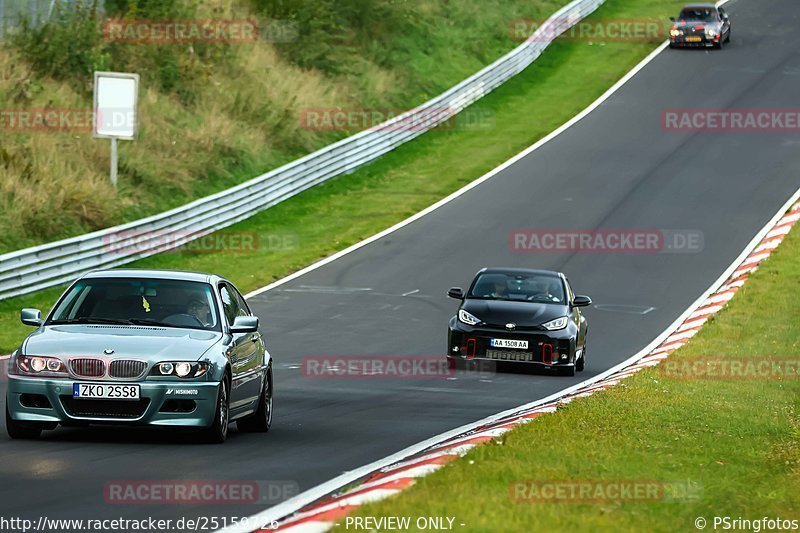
[490,338,528,349]
[73,383,140,400]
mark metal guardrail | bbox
[0,0,605,301]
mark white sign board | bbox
[93,72,139,140]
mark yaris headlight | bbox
[458,309,482,326]
[541,316,569,331]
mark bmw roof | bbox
[82,269,220,283]
[477,267,563,278]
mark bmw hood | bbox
[461,299,568,327]
[22,325,222,361]
[674,20,721,31]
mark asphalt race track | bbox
[2,0,799,525]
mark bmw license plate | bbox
[490,338,528,349]
[73,383,140,400]
[685,36,702,42]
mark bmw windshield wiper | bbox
[51,317,133,325]
[128,318,176,327]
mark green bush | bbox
[8,0,230,102]
[250,0,420,74]
[10,1,110,89]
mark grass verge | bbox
[341,218,800,530]
[0,0,683,352]
[0,0,565,251]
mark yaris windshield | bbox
[468,273,566,303]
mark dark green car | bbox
[5,269,272,443]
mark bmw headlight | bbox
[669,28,682,37]
[705,28,718,37]
[152,361,209,378]
[175,362,192,377]
[16,355,67,376]
[541,316,569,331]
[458,309,482,326]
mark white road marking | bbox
[593,304,656,315]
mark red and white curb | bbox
[238,197,800,533]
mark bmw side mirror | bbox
[448,287,465,300]
[21,308,43,327]
[230,315,259,333]
[572,295,592,308]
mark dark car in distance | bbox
[669,4,731,49]
[446,268,590,376]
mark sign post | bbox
[93,72,139,189]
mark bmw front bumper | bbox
[6,375,219,427]
[670,35,719,47]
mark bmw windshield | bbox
[47,278,221,331]
[677,8,717,21]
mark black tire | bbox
[6,402,43,440]
[202,378,230,443]
[725,30,731,43]
[238,367,273,433]
[576,345,586,372]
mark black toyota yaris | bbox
[446,268,591,376]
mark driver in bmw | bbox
[187,297,212,326]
